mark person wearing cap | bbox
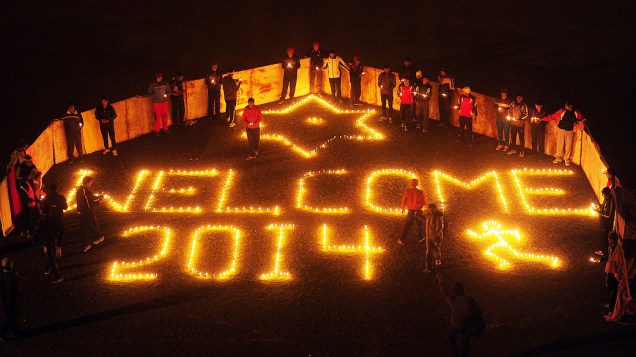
[507,93,529,157]
[33,204,64,283]
[322,49,348,103]
[593,187,615,258]
[437,68,455,127]
[423,203,445,272]
[95,96,118,156]
[541,100,586,166]
[378,65,396,123]
[530,101,547,154]
[280,47,300,103]
[206,63,222,120]
[223,69,242,127]
[398,78,414,131]
[145,73,172,136]
[307,41,324,94]
[413,71,432,132]
[398,178,426,245]
[456,86,477,145]
[241,98,262,160]
[76,176,104,253]
[494,89,511,151]
[170,71,186,127]
[61,103,84,162]
[349,56,364,106]
[0,257,26,340]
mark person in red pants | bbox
[146,73,171,136]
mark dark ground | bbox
[1,98,634,355]
[1,0,636,187]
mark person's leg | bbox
[449,333,460,357]
[47,242,61,280]
[100,125,109,149]
[555,128,565,160]
[228,100,236,124]
[66,128,75,157]
[309,69,316,93]
[399,210,416,243]
[497,119,505,145]
[458,117,466,140]
[415,102,423,125]
[171,96,180,126]
[425,236,433,270]
[254,127,260,153]
[153,102,162,132]
[381,95,388,117]
[388,96,394,119]
[564,130,574,163]
[335,77,342,99]
[538,126,545,154]
[316,71,323,94]
[415,210,424,240]
[460,332,470,357]
[108,125,117,151]
[503,122,511,148]
[531,124,538,152]
[400,105,408,125]
[161,102,169,131]
[355,81,361,103]
[213,91,221,118]
[607,273,618,310]
[422,101,430,131]
[74,128,83,156]
[207,91,214,118]
[329,78,336,99]
[289,77,297,99]
[280,76,289,100]
[518,128,525,153]
[467,118,473,142]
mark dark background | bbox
[1,0,635,186]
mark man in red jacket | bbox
[399,179,427,245]
[241,98,263,160]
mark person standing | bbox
[18,170,41,238]
[398,57,416,84]
[62,103,84,162]
[398,78,414,131]
[349,56,364,106]
[170,71,186,127]
[95,96,118,156]
[594,187,616,258]
[280,47,300,103]
[529,101,547,154]
[0,257,25,340]
[541,100,586,166]
[494,89,511,151]
[41,183,68,256]
[307,41,324,94]
[241,98,262,160]
[322,49,348,103]
[33,205,63,283]
[378,65,396,123]
[423,203,445,273]
[437,68,455,127]
[222,69,242,127]
[398,179,426,245]
[146,73,171,136]
[206,63,222,120]
[76,176,104,253]
[507,94,529,157]
[413,72,432,132]
[456,87,477,145]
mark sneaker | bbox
[254,151,259,156]
[338,99,343,103]
[422,128,428,133]
[400,123,406,128]
[417,237,425,243]
[83,244,92,253]
[229,122,236,128]
[388,118,393,123]
[495,145,503,150]
[507,149,517,155]
[435,259,442,266]
[519,151,525,158]
[93,236,104,245]
[565,161,571,166]
[112,150,118,157]
[102,149,110,155]
[416,124,422,129]
[397,239,404,246]
[354,103,363,106]
[44,268,51,275]
[553,158,563,164]
[379,116,387,122]
[226,116,231,123]
[154,132,160,137]
[503,146,509,152]
[52,277,64,284]
[595,250,605,256]
[423,268,433,273]
[246,155,256,161]
[278,100,285,105]
[163,130,171,134]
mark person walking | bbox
[456,87,477,145]
[222,69,242,127]
[322,49,348,103]
[76,176,104,253]
[437,68,455,127]
[349,56,364,106]
[62,103,84,162]
[206,63,223,120]
[170,71,186,127]
[494,89,511,151]
[423,203,445,273]
[398,78,414,131]
[0,257,25,340]
[529,101,547,154]
[40,183,68,254]
[398,179,426,245]
[307,41,324,94]
[507,93,529,157]
[280,47,300,103]
[146,73,171,136]
[95,96,118,156]
[378,65,396,123]
[413,71,432,132]
[241,98,262,160]
[33,205,64,283]
[542,100,586,166]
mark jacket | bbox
[494,96,511,121]
[62,111,84,129]
[542,108,585,131]
[401,187,426,210]
[241,105,262,129]
[170,78,184,97]
[323,56,348,79]
[147,80,171,103]
[457,94,477,118]
[222,76,240,101]
[33,214,62,247]
[307,48,325,69]
[41,191,68,223]
[76,185,97,214]
[205,71,222,91]
[399,84,414,105]
[423,210,444,240]
[413,81,432,102]
[378,72,396,95]
[509,101,529,127]
[350,63,364,83]
[95,104,117,125]
[438,75,455,96]
[530,108,546,126]
[282,55,301,78]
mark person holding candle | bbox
[145,73,171,136]
[222,69,241,127]
[437,68,455,127]
[456,86,477,145]
[94,96,118,156]
[307,41,324,94]
[170,71,186,127]
[378,65,396,123]
[205,63,222,120]
[349,56,364,106]
[33,204,64,283]
[398,179,426,245]
[398,78,414,131]
[279,47,300,104]
[494,89,511,151]
[61,103,84,162]
[530,101,547,154]
[322,49,348,103]
[241,98,262,160]
[413,71,432,132]
[541,100,586,166]
[507,93,529,157]
[423,203,445,273]
[76,176,104,253]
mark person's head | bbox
[287,47,294,57]
[453,282,465,295]
[82,176,94,187]
[248,97,255,109]
[601,187,611,198]
[226,69,234,77]
[353,55,360,65]
[67,103,75,113]
[608,230,619,248]
[410,178,418,187]
[606,167,616,180]
[516,93,524,103]
[312,41,319,50]
[440,68,447,77]
[1,257,14,271]
[564,100,574,111]
[403,57,411,66]
[383,65,390,73]
[17,139,28,150]
[427,203,437,213]
[500,89,508,99]
[415,70,422,79]
[211,63,218,72]
[48,183,58,193]
[100,96,109,107]
[329,49,336,58]
[463,86,471,94]
[155,73,163,82]
[404,78,410,85]
[24,155,33,166]
[535,100,543,111]
[176,71,184,80]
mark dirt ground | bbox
[1,98,634,356]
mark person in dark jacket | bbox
[349,56,364,106]
[95,96,118,156]
[170,71,186,127]
[62,103,84,162]
[530,101,547,154]
[33,205,63,283]
[494,89,511,151]
[146,73,172,136]
[0,257,25,340]
[280,47,300,103]
[40,183,68,250]
[437,68,455,127]
[594,187,616,258]
[398,57,415,84]
[76,176,104,253]
[206,63,222,120]
[413,71,432,132]
[307,41,324,94]
[222,70,242,127]
[378,65,396,123]
[542,100,586,166]
[456,87,477,145]
[18,170,42,238]
[507,94,529,158]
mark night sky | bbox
[2,0,635,185]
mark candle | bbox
[441,93,448,97]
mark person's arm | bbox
[78,112,84,127]
[241,109,249,126]
[401,190,408,212]
[439,215,445,238]
[390,74,396,90]
[295,56,301,70]
[377,74,382,88]
[521,104,528,120]
[542,109,561,122]
[473,97,478,116]
[146,82,154,97]
[109,105,117,121]
[449,76,455,90]
[254,108,263,126]
[339,57,349,72]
